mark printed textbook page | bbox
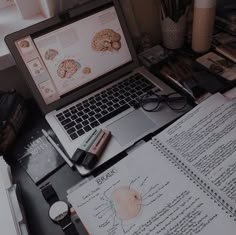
[68,140,236,235]
[153,93,236,213]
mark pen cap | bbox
[71,148,86,164]
[81,153,97,169]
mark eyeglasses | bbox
[139,92,187,112]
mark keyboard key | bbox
[64,121,76,130]
[83,102,89,108]
[83,108,90,113]
[113,103,120,109]
[89,117,95,122]
[77,129,85,136]
[75,124,82,130]
[82,114,89,120]
[94,108,101,113]
[71,109,77,114]
[56,113,63,118]
[84,125,91,132]
[88,111,95,116]
[91,121,99,128]
[77,111,84,116]
[75,117,82,123]
[95,113,102,119]
[82,120,89,126]
[98,104,130,124]
[61,118,71,126]
[71,114,77,120]
[64,112,71,118]
[107,106,114,112]
[101,105,107,110]
[70,133,78,140]
[96,101,102,107]
[107,101,113,106]
[67,127,76,135]
[57,115,65,122]
[101,110,108,115]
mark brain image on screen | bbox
[91,29,121,52]
[57,59,81,79]
[44,49,59,60]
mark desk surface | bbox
[12,164,85,235]
[8,95,191,235]
[8,100,128,235]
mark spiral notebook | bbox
[68,93,236,234]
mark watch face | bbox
[49,201,69,222]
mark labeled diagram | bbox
[112,186,142,220]
[94,176,167,234]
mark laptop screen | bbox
[14,5,132,105]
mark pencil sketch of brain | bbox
[91,29,121,52]
[111,186,142,220]
[57,59,80,79]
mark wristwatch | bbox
[41,183,78,235]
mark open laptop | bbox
[5,0,188,175]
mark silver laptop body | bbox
[5,0,188,175]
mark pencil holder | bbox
[160,15,186,50]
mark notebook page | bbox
[153,93,236,213]
[68,141,236,235]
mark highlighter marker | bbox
[82,129,111,169]
[71,128,102,164]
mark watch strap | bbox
[41,184,59,206]
[64,222,78,235]
[59,215,78,235]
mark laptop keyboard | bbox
[56,73,156,140]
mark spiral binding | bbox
[152,138,236,221]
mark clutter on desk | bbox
[215,4,236,36]
[151,51,226,104]
[213,33,236,63]
[160,0,191,49]
[0,156,29,235]
[72,128,111,170]
[138,45,170,68]
[196,52,236,82]
[192,0,216,53]
[9,121,65,185]
[0,90,27,155]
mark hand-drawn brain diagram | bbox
[91,29,121,52]
[111,186,142,220]
[19,40,30,48]
[57,59,81,79]
[44,49,59,60]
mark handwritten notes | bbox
[68,141,236,234]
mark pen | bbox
[41,129,74,168]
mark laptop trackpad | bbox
[106,109,155,146]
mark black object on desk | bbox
[41,183,79,235]
[9,101,87,235]
[9,118,65,185]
